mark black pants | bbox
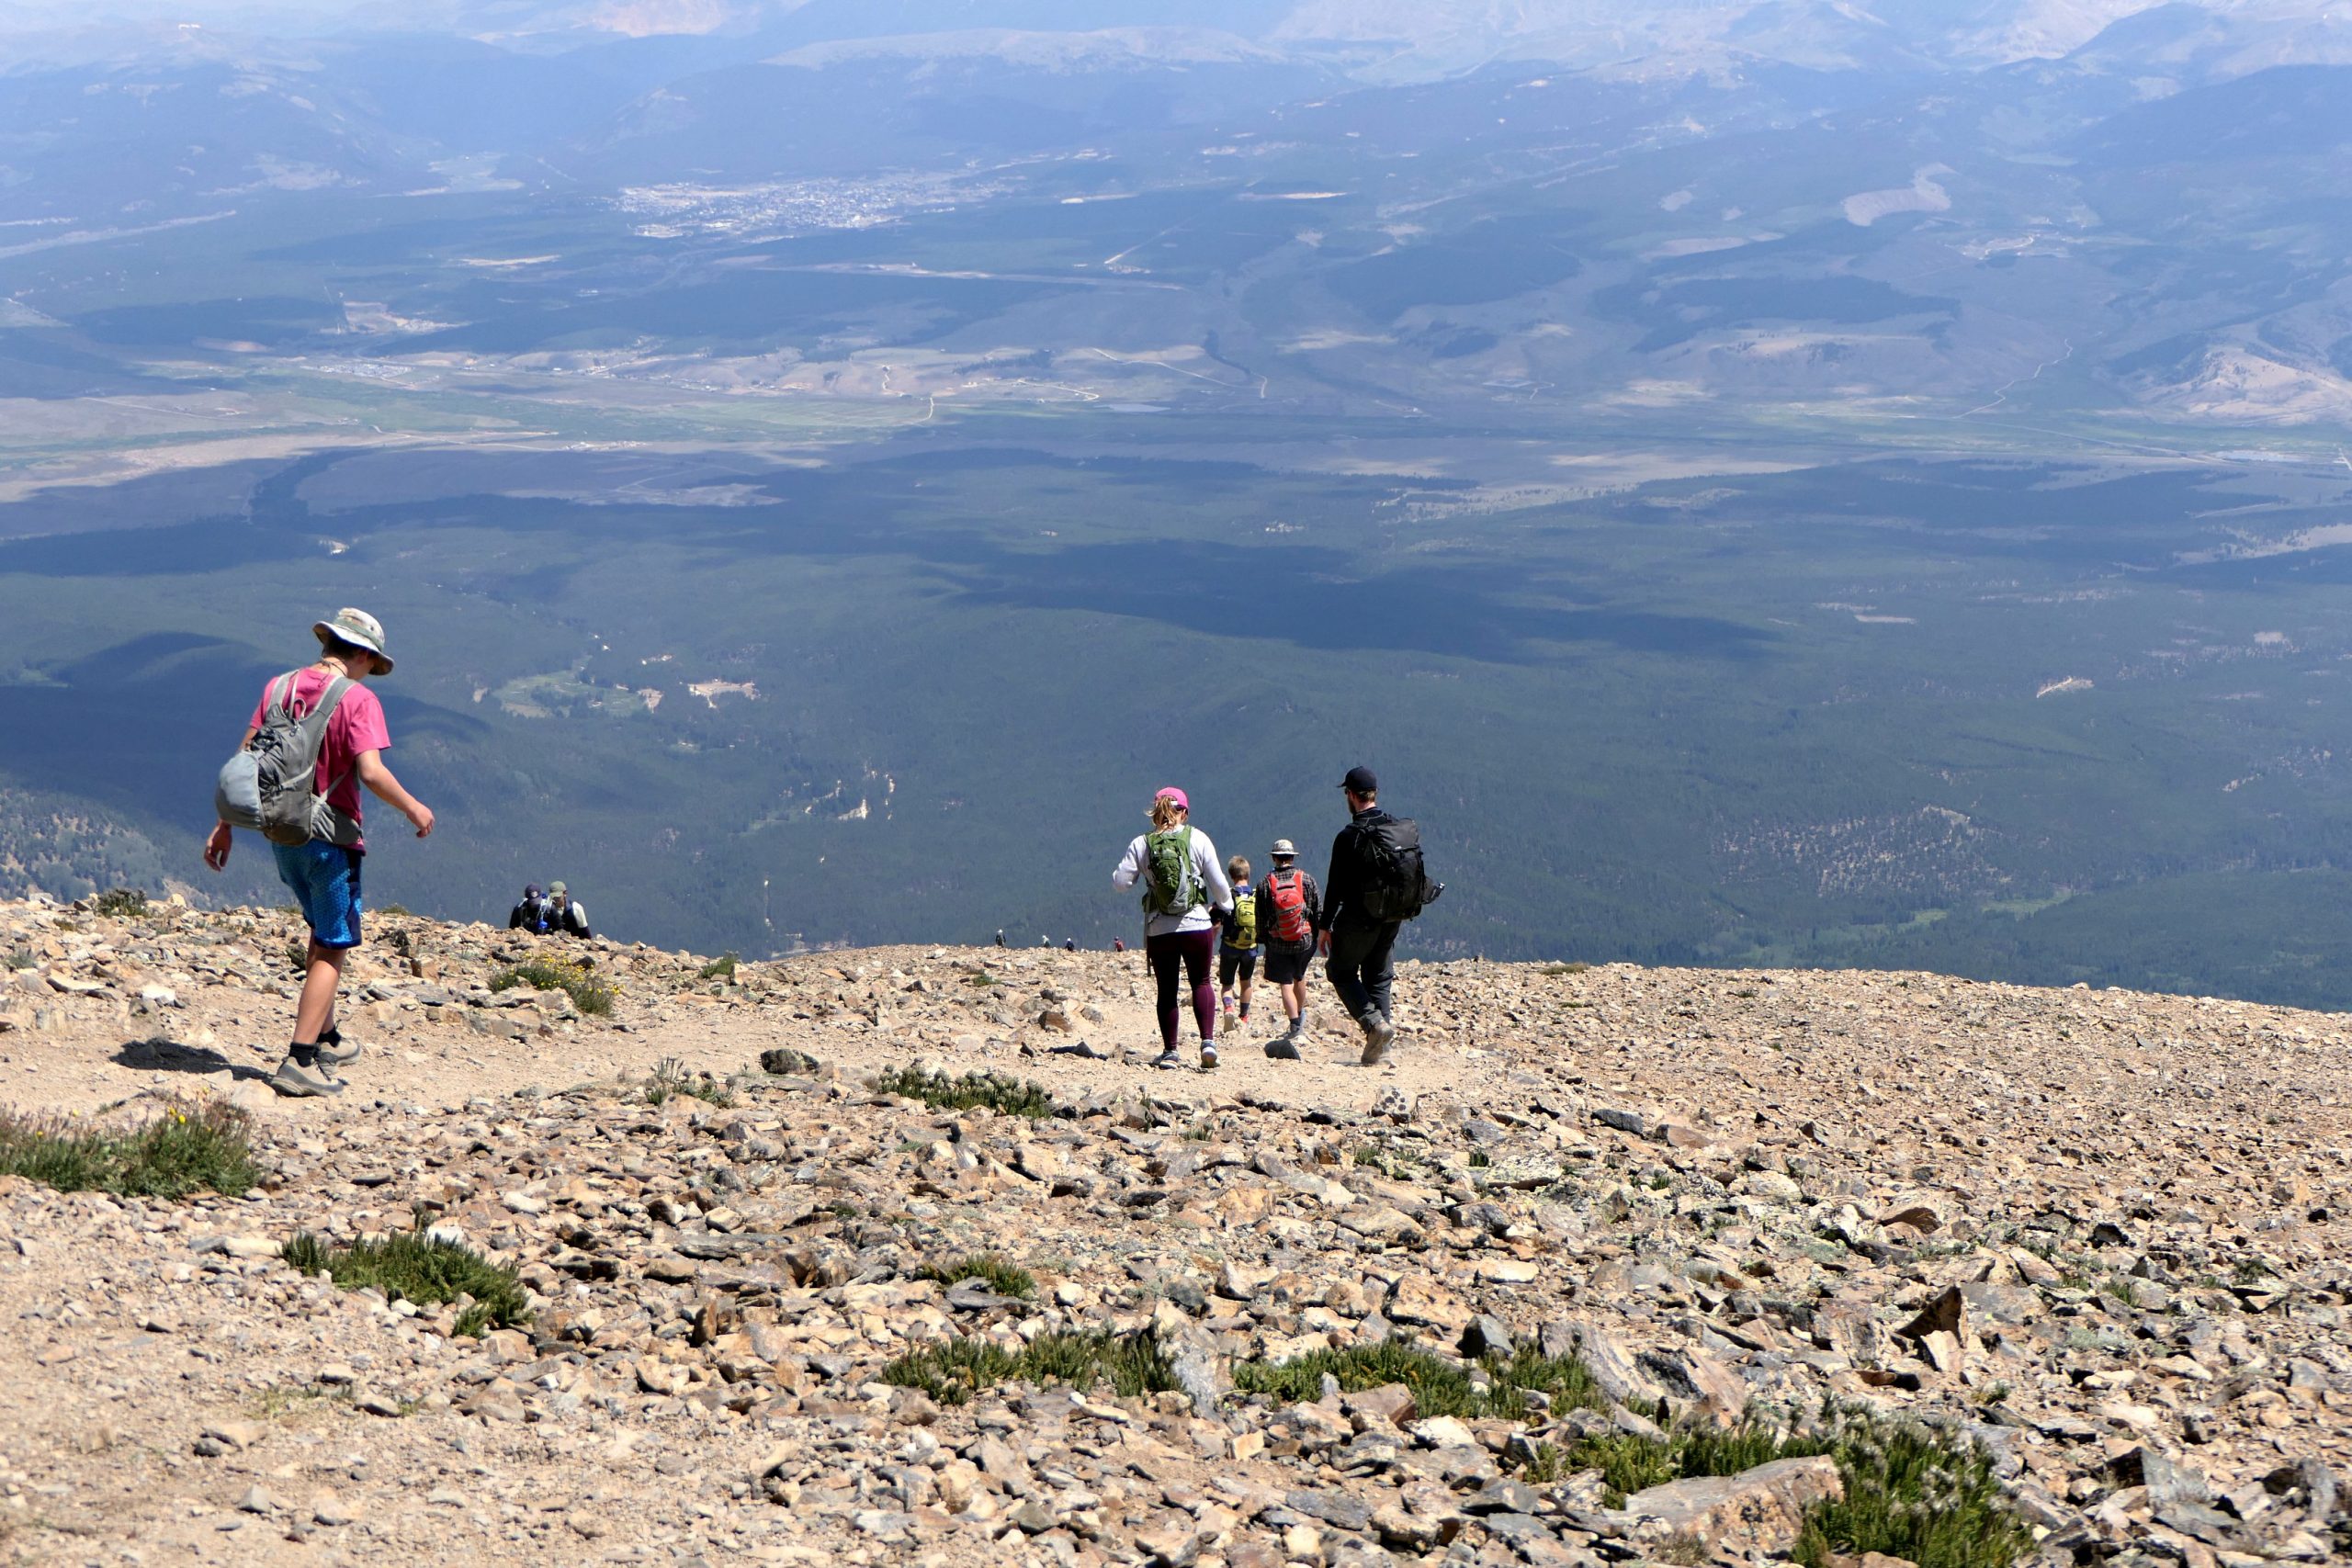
[1325,920,1399,1023]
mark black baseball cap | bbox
[1340,765,1377,794]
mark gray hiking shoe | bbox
[1358,1013,1396,1066]
[1264,1036,1303,1061]
[1151,1049,1182,1071]
[1200,1043,1219,1069]
[269,1055,345,1098]
[315,1029,363,1066]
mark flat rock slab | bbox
[1623,1454,1843,1552]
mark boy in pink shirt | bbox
[204,608,435,1097]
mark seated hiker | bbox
[545,880,592,939]
[509,885,550,933]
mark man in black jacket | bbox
[1318,765,1401,1066]
[509,886,549,934]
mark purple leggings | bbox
[1145,928,1217,1050]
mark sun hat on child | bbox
[313,607,393,674]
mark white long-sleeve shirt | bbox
[1112,826,1234,938]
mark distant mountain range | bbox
[1,1,2348,425]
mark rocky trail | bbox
[0,894,2346,1568]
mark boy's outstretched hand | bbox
[203,822,233,872]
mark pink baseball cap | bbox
[1155,786,1189,810]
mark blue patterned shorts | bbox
[271,840,364,949]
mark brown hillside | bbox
[0,896,2345,1566]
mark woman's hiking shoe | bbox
[1200,1043,1218,1069]
[1264,1037,1303,1061]
[269,1055,345,1098]
[1358,1012,1396,1066]
[1151,1049,1182,1070]
[315,1027,363,1066]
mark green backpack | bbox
[1141,826,1202,917]
[1227,886,1258,949]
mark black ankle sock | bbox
[320,1024,341,1045]
[290,1043,320,1068]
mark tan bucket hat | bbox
[313,607,393,675]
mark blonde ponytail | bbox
[1149,795,1185,830]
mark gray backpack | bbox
[214,671,363,848]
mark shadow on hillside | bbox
[112,1037,267,1080]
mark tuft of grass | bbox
[918,1253,1035,1299]
[252,1382,353,1420]
[379,903,413,918]
[964,971,1000,988]
[1541,961,1590,976]
[490,955,615,1017]
[1560,1417,1823,1504]
[1793,1405,2033,1568]
[93,888,149,919]
[0,1098,256,1199]
[872,1065,1059,1119]
[283,1215,530,1331]
[1230,1339,1606,1424]
[644,1056,733,1108]
[697,953,740,982]
[1531,1401,2027,1568]
[2,949,33,972]
[283,941,310,975]
[881,1329,1175,1406]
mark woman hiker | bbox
[1110,786,1233,1069]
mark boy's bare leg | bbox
[293,941,348,1043]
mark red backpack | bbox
[1266,870,1312,943]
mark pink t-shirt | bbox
[247,668,390,848]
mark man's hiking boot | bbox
[1264,1036,1302,1061]
[1359,1012,1396,1066]
[1200,1043,1219,1069]
[315,1026,362,1066]
[270,1055,344,1098]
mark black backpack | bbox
[1353,816,1442,922]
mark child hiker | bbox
[1219,854,1259,1030]
[204,608,435,1097]
[1256,839,1321,1059]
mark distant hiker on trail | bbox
[1256,839,1321,1060]
[203,607,434,1098]
[509,885,550,933]
[1219,854,1259,1031]
[996,930,1007,948]
[1319,766,1440,1066]
[1110,786,1233,1070]
[544,881,591,939]
[1064,937,1078,952]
